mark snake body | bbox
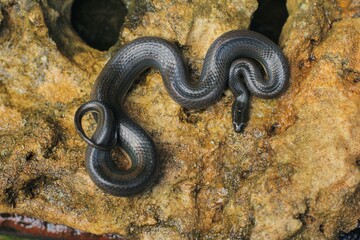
[74,30,290,196]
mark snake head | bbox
[232,98,249,133]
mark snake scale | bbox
[74,30,290,196]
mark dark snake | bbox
[74,30,290,197]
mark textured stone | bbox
[0,0,359,239]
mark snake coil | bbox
[74,30,290,196]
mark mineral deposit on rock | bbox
[0,0,359,239]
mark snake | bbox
[74,30,290,197]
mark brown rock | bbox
[0,0,359,239]
[259,1,360,238]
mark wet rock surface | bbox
[0,0,359,239]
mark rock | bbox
[258,1,360,239]
[0,0,359,239]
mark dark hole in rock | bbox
[0,7,10,40]
[0,9,4,32]
[4,188,17,208]
[249,0,288,44]
[22,176,47,199]
[268,122,280,136]
[71,0,128,51]
[356,159,360,166]
[25,152,35,161]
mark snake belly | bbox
[74,30,290,196]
